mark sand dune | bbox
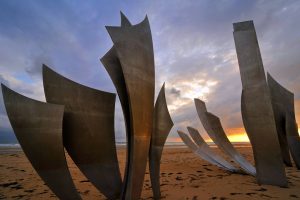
[0,146,299,199]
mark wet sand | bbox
[0,146,299,199]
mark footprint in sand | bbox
[83,190,90,194]
[24,189,35,193]
[0,181,18,188]
[255,187,267,192]
[230,192,242,195]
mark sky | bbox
[0,0,300,143]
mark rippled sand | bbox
[0,146,300,199]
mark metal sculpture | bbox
[187,127,239,173]
[1,12,171,200]
[285,114,300,169]
[267,73,300,169]
[178,130,226,168]
[149,83,174,199]
[105,14,155,199]
[43,65,122,199]
[120,11,132,27]
[234,20,287,186]
[194,98,256,176]
[100,13,132,198]
[1,84,81,200]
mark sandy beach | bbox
[0,146,299,200]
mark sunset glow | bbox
[166,137,184,143]
[172,127,300,144]
[168,127,251,144]
[205,133,250,143]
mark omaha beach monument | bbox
[1,11,299,200]
[179,20,299,188]
[1,13,173,200]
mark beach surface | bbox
[0,146,299,199]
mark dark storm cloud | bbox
[169,87,181,97]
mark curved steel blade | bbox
[105,15,155,200]
[149,83,174,199]
[187,126,239,173]
[234,20,287,186]
[178,130,225,167]
[268,73,300,169]
[194,98,256,176]
[1,84,81,200]
[43,66,122,199]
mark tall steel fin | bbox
[105,15,155,199]
[285,114,300,169]
[267,73,300,168]
[149,83,174,199]
[100,13,133,197]
[234,20,287,186]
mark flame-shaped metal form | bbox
[187,127,239,173]
[178,130,226,168]
[285,114,300,169]
[234,20,287,186]
[100,13,132,198]
[1,12,180,199]
[105,14,155,199]
[43,65,122,199]
[1,84,81,200]
[194,98,256,176]
[268,73,300,169]
[149,83,174,199]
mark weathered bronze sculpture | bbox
[1,84,81,200]
[234,20,287,187]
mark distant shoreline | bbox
[0,142,252,151]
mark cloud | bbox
[1,0,300,142]
[169,87,181,97]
